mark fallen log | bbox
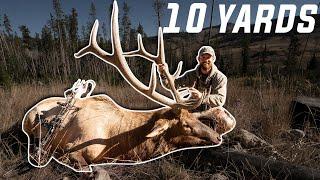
[179,148,320,179]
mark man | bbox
[158,46,227,112]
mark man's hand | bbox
[189,88,202,101]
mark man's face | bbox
[198,53,213,71]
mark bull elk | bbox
[22,1,236,172]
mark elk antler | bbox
[74,1,201,110]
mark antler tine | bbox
[157,29,201,110]
[123,34,158,62]
[74,20,113,61]
[123,25,201,109]
[75,1,180,108]
[156,28,184,102]
[173,61,183,79]
[74,0,203,110]
[148,64,157,94]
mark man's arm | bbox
[202,74,227,107]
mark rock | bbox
[280,129,305,141]
[235,129,270,148]
[93,167,111,180]
[79,167,111,180]
[210,173,228,180]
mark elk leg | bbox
[215,111,236,134]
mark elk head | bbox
[146,109,221,146]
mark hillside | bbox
[150,14,320,75]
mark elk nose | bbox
[202,133,221,145]
[211,134,221,145]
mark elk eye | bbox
[182,123,192,132]
[182,123,189,128]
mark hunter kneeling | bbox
[158,46,235,134]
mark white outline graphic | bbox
[22,0,236,172]
[22,94,235,173]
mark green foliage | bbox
[259,44,268,76]
[307,54,317,71]
[121,1,131,51]
[219,56,225,74]
[52,0,67,42]
[243,76,256,87]
[1,1,317,90]
[306,54,320,83]
[40,25,53,52]
[0,66,11,88]
[3,14,12,36]
[85,2,96,41]
[137,23,147,38]
[153,0,166,27]
[68,8,78,50]
[241,36,250,75]
[108,1,113,20]
[19,25,31,49]
[0,14,3,32]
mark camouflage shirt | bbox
[161,64,227,111]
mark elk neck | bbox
[95,108,181,163]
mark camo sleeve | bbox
[202,73,227,107]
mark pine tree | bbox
[241,36,250,75]
[0,14,3,33]
[153,0,166,28]
[66,8,80,77]
[52,0,66,40]
[260,43,267,76]
[307,54,317,71]
[286,35,301,75]
[108,1,113,20]
[219,56,225,74]
[34,33,41,50]
[68,8,78,50]
[19,25,32,49]
[121,1,131,51]
[137,23,147,38]
[0,14,10,86]
[81,25,87,41]
[49,13,57,39]
[87,2,97,38]
[41,25,53,53]
[102,22,108,42]
[306,54,319,82]
[52,0,68,79]
[3,14,12,37]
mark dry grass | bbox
[227,77,293,139]
[0,77,319,179]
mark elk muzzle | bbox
[193,120,221,145]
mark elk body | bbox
[23,95,230,171]
[22,1,235,172]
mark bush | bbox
[0,66,11,88]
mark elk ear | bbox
[146,120,171,138]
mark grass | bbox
[0,77,319,179]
